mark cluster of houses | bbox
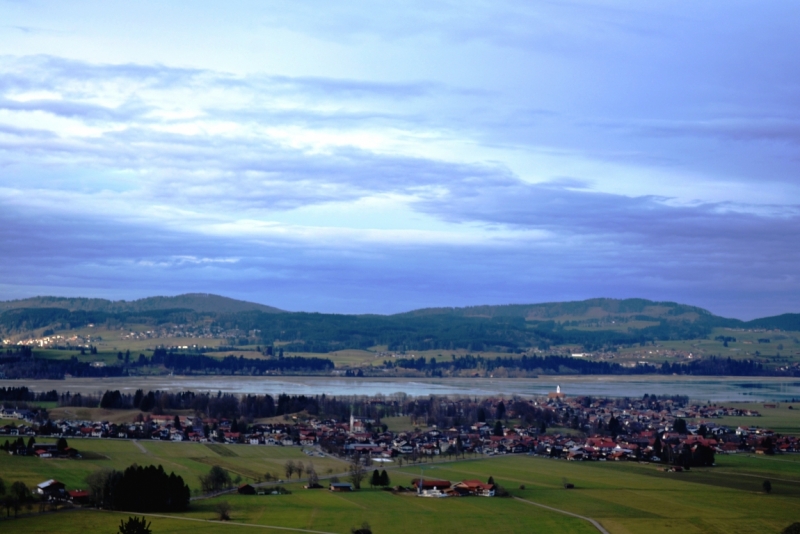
[411,478,495,498]
[3,396,798,463]
[324,478,495,497]
[34,479,89,504]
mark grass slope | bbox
[5,450,800,533]
[0,438,346,493]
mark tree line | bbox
[66,389,368,422]
[386,353,780,376]
[0,386,58,402]
[151,349,334,374]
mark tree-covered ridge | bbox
[393,297,714,320]
[0,293,283,314]
[1,296,798,355]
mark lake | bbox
[4,375,800,402]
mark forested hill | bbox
[0,295,798,354]
[393,299,800,332]
[393,298,713,321]
[0,293,283,314]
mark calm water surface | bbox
[4,375,800,402]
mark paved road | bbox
[513,496,610,534]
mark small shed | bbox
[238,484,256,495]
[329,482,354,492]
[68,489,90,504]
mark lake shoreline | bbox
[3,375,799,402]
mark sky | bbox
[1,1,798,319]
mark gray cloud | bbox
[1,38,800,320]
[1,191,798,319]
[0,97,151,122]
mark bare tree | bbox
[296,461,305,479]
[284,460,296,479]
[214,501,232,521]
[307,464,319,487]
[348,455,366,490]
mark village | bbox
[1,387,798,526]
[3,391,795,465]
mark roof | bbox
[411,479,452,489]
[37,479,63,489]
[456,480,495,490]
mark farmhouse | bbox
[36,479,66,499]
[452,480,496,497]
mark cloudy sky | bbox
[1,1,798,318]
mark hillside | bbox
[0,295,798,356]
[0,293,283,314]
[393,298,714,321]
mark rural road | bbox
[514,496,610,534]
[131,440,148,454]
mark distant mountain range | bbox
[397,298,800,331]
[0,293,283,315]
[0,294,797,353]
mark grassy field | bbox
[47,407,160,424]
[4,489,598,534]
[613,328,800,362]
[17,322,800,373]
[0,438,348,493]
[381,416,418,433]
[693,402,800,435]
[5,451,800,533]
[397,454,800,534]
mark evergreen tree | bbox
[608,416,621,437]
[477,407,486,423]
[653,434,663,458]
[370,469,381,488]
[673,418,688,434]
[112,464,190,512]
[119,516,152,534]
[380,470,390,488]
[496,401,506,420]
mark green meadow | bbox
[3,441,800,533]
[0,438,347,493]
[694,402,800,436]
